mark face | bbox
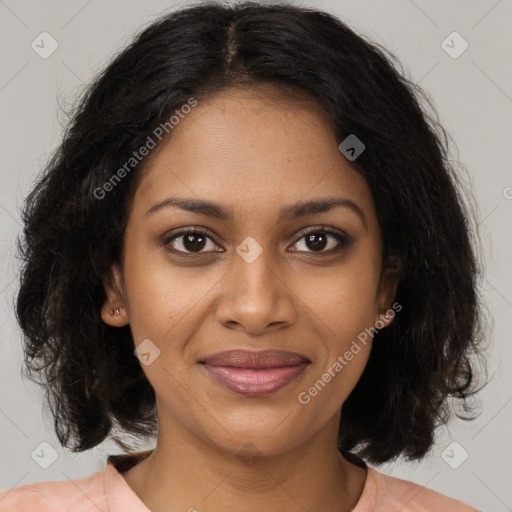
[102,85,398,457]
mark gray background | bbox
[0,0,510,510]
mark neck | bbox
[119,412,366,512]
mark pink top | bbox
[0,451,479,511]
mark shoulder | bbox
[0,467,108,512]
[367,466,480,511]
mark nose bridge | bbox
[233,238,278,303]
[215,238,295,332]
[238,237,275,293]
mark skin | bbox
[101,84,399,512]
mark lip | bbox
[200,349,310,397]
[201,349,310,368]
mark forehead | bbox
[132,85,375,223]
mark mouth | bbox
[199,349,310,397]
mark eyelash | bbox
[162,226,352,257]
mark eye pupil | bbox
[184,233,207,252]
[306,233,328,251]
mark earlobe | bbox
[100,304,128,327]
[374,309,394,329]
[100,265,129,327]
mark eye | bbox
[162,225,353,256]
[163,228,222,255]
[290,226,352,254]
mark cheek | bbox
[297,256,379,394]
[304,257,380,338]
[296,295,374,418]
[121,246,217,344]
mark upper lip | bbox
[200,349,310,369]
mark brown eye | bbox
[163,229,221,254]
[290,227,352,254]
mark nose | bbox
[214,246,297,335]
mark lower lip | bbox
[202,363,309,396]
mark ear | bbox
[100,264,129,327]
[374,254,401,329]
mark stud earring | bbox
[111,307,120,316]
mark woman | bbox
[1,2,486,510]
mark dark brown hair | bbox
[15,1,488,464]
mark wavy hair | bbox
[15,0,488,464]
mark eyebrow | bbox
[144,196,367,229]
